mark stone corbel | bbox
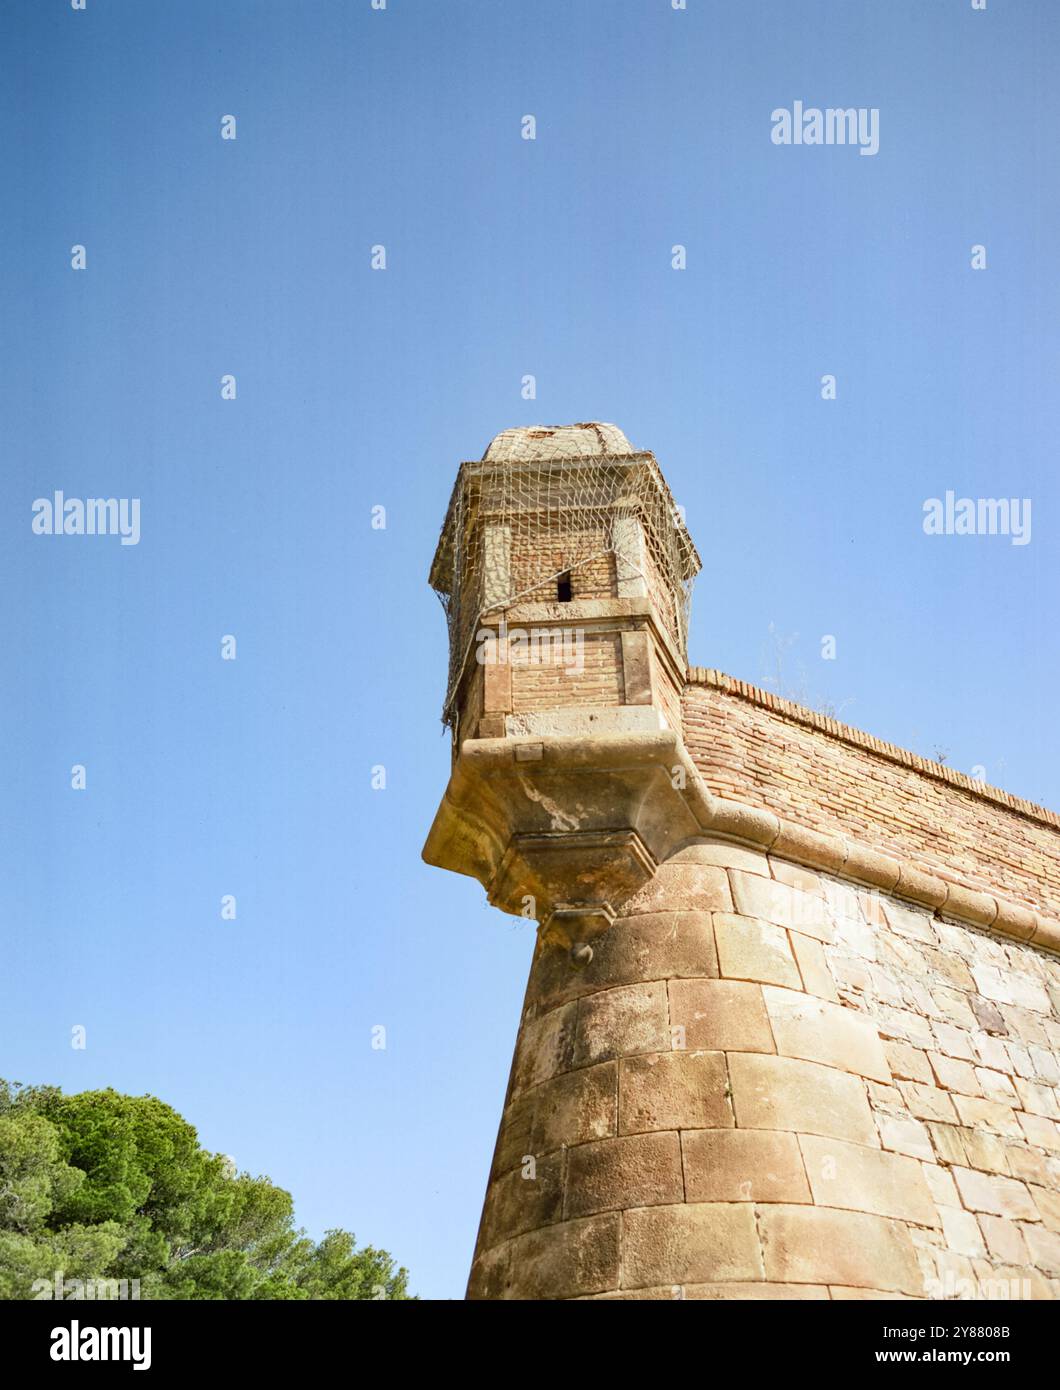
[422,730,715,943]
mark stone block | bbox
[619,1050,732,1134]
[1022,1224,1060,1277]
[713,913,801,988]
[682,1129,811,1204]
[877,1114,934,1162]
[883,1041,933,1085]
[925,1121,968,1167]
[565,1131,683,1219]
[728,1052,878,1146]
[510,1001,578,1096]
[1017,1112,1060,1153]
[951,1167,1037,1220]
[971,964,1051,1015]
[927,1052,981,1096]
[729,871,833,942]
[952,1095,1022,1139]
[667,978,775,1053]
[978,1214,1029,1266]
[529,911,718,1013]
[939,1206,986,1258]
[959,1128,1010,1176]
[504,1212,621,1300]
[975,1068,1019,1105]
[491,1093,534,1179]
[789,931,840,1002]
[623,862,733,915]
[528,1061,617,1154]
[757,1205,924,1296]
[621,1203,764,1287]
[1013,1076,1060,1120]
[798,1135,938,1225]
[762,988,891,1082]
[573,982,669,1068]
[479,1150,565,1248]
[898,1081,959,1124]
[667,840,770,875]
[922,1162,961,1208]
[1006,1146,1051,1188]
[1030,1184,1060,1233]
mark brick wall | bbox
[510,631,624,713]
[683,675,1060,915]
[467,842,1060,1300]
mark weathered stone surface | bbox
[510,1002,578,1096]
[1030,1184,1060,1233]
[938,1205,986,1258]
[565,1131,683,1219]
[713,913,801,988]
[951,1167,1038,1220]
[667,840,770,875]
[922,1162,961,1208]
[623,862,733,915]
[1022,1223,1060,1277]
[683,1129,811,1204]
[924,1121,968,1167]
[667,978,775,1053]
[978,1213,1029,1266]
[1013,1076,1060,1119]
[798,1135,938,1226]
[757,1205,924,1296]
[898,1081,959,1124]
[878,1115,934,1162]
[490,1093,534,1180]
[927,1052,981,1096]
[762,987,891,1082]
[504,1213,622,1299]
[619,1050,732,1134]
[529,911,718,1013]
[728,1052,878,1146]
[572,982,669,1067]
[883,1040,934,1085]
[466,1241,512,1300]
[479,1150,565,1248]
[951,1095,1022,1139]
[729,871,833,941]
[528,1062,617,1154]
[621,1203,764,1287]
[959,1128,1010,1176]
[789,930,840,1002]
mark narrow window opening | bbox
[556,571,573,602]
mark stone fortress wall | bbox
[426,423,1060,1301]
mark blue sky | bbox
[0,0,1056,1299]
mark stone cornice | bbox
[698,792,1060,958]
[687,666,1060,835]
[423,726,1060,958]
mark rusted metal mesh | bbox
[431,449,697,728]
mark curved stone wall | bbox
[466,840,1060,1300]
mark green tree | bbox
[0,1080,413,1300]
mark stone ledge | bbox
[697,795,1060,959]
[423,728,1060,958]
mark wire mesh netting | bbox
[430,428,699,729]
